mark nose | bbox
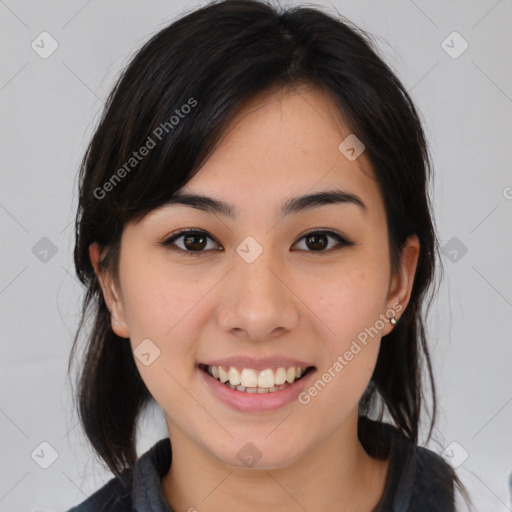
[215,247,300,342]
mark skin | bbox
[90,84,420,511]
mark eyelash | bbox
[159,228,354,257]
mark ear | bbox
[380,234,420,337]
[89,243,130,338]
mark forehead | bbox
[178,85,381,216]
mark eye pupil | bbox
[184,233,207,251]
[306,234,328,251]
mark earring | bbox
[390,316,397,325]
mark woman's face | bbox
[91,85,419,469]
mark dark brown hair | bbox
[67,0,470,506]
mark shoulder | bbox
[408,444,456,509]
[66,437,172,512]
[65,471,133,512]
[388,435,457,511]
[359,417,456,511]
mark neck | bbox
[161,411,389,512]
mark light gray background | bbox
[1,0,511,510]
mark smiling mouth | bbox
[198,363,316,394]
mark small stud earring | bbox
[390,316,397,325]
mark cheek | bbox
[119,253,204,338]
[306,249,390,370]
[319,286,384,369]
[117,253,208,386]
[118,260,204,412]
[316,262,389,330]
[299,274,386,414]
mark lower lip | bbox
[198,366,316,412]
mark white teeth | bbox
[274,367,286,385]
[228,367,241,386]
[240,368,258,388]
[218,366,229,383]
[257,369,274,388]
[204,364,310,392]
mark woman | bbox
[67,0,473,510]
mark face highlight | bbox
[90,85,419,471]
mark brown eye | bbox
[182,232,208,251]
[293,230,352,252]
[305,233,329,251]
[160,228,353,257]
[161,229,221,256]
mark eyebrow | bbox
[159,188,367,219]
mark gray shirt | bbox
[66,417,455,511]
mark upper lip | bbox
[199,356,315,372]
